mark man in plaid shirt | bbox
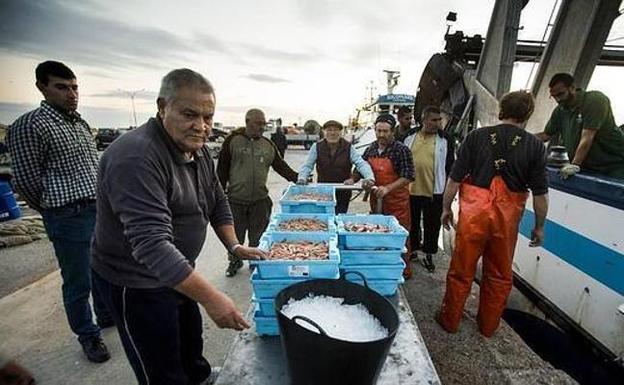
[355,114,416,279]
[7,61,111,363]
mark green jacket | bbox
[217,128,298,203]
[545,89,624,179]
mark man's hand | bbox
[296,179,307,185]
[343,178,355,185]
[202,290,250,331]
[372,185,390,198]
[0,360,35,385]
[361,179,375,191]
[232,245,267,260]
[441,208,455,230]
[529,226,544,247]
[559,164,580,179]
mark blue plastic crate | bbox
[339,261,406,280]
[336,214,408,250]
[280,185,336,214]
[254,310,279,336]
[253,232,340,279]
[345,276,405,297]
[339,248,406,266]
[267,213,336,234]
[250,270,340,299]
[252,295,276,317]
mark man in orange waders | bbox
[437,91,549,337]
[357,114,415,279]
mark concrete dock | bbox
[0,149,575,384]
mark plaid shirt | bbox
[7,101,99,211]
[361,140,415,181]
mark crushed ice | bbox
[281,294,389,342]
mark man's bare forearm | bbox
[442,179,461,211]
[175,270,220,305]
[535,132,550,142]
[571,130,596,166]
[215,223,242,250]
[386,177,410,192]
[532,193,548,229]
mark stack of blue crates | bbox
[336,214,408,296]
[250,210,340,336]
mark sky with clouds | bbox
[0,0,622,127]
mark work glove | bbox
[559,164,580,179]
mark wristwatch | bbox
[227,243,242,255]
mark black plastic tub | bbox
[274,273,399,385]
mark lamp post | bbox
[119,89,145,127]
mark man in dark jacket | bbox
[403,106,455,272]
[91,69,266,385]
[271,126,288,158]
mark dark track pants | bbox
[229,197,273,262]
[93,271,212,385]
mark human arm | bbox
[537,112,560,142]
[297,143,318,184]
[530,193,548,247]
[445,133,456,177]
[6,122,44,211]
[570,128,598,167]
[104,156,195,287]
[207,158,268,260]
[535,132,551,142]
[349,145,375,182]
[373,177,410,198]
[569,92,609,168]
[105,155,251,330]
[214,223,267,260]
[175,271,250,330]
[527,136,548,246]
[269,141,298,182]
[441,178,461,229]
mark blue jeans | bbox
[42,201,110,342]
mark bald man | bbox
[217,109,298,277]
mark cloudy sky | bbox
[0,0,623,127]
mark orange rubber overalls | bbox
[438,128,528,337]
[368,154,413,279]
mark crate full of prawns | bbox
[267,213,336,234]
[279,185,336,214]
[335,214,408,250]
[252,232,340,279]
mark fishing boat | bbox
[350,70,415,154]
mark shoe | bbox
[201,366,221,385]
[421,254,435,273]
[97,318,115,329]
[225,260,243,277]
[409,250,419,261]
[80,336,111,363]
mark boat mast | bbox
[383,70,400,95]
